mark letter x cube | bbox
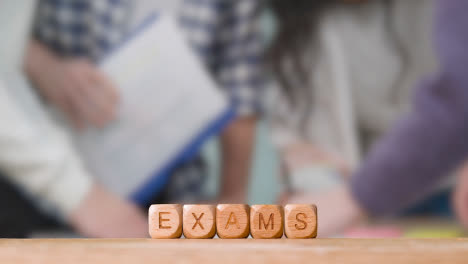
[183,205,216,239]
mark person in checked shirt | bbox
[5,0,267,237]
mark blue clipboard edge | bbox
[130,107,236,205]
[98,12,236,205]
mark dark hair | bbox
[268,0,406,109]
[268,0,338,106]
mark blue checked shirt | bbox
[34,0,131,60]
[34,0,266,116]
[179,0,266,116]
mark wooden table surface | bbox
[1,238,468,264]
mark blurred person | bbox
[0,0,147,238]
[267,0,468,236]
[27,0,264,203]
[21,0,264,236]
[0,82,147,239]
[179,0,265,203]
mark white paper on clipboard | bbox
[70,14,234,204]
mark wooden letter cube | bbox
[250,205,284,239]
[148,204,182,238]
[183,205,216,239]
[216,204,250,239]
[284,204,318,239]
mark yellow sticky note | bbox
[404,228,465,238]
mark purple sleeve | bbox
[350,0,468,216]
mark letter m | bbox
[259,213,274,230]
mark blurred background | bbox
[1,0,468,239]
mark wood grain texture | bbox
[216,204,250,239]
[1,239,468,264]
[250,205,284,239]
[284,204,317,239]
[148,204,182,239]
[183,205,216,239]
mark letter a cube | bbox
[216,204,250,238]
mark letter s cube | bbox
[284,204,317,239]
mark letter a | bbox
[225,212,240,229]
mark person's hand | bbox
[68,184,148,238]
[25,40,119,129]
[453,162,468,230]
[283,143,351,178]
[282,185,365,237]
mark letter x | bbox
[192,213,205,230]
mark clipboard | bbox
[70,13,235,205]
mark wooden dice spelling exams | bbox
[183,204,216,239]
[284,204,317,238]
[216,204,250,238]
[250,205,284,239]
[148,204,317,239]
[148,204,182,238]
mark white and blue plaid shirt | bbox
[34,0,266,116]
[33,0,266,202]
[180,0,266,116]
